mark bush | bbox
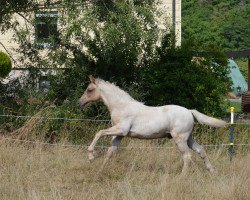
[140,35,231,117]
[0,51,12,78]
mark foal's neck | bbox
[98,81,135,112]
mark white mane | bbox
[97,79,137,103]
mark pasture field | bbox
[0,139,249,200]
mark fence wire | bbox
[0,114,110,122]
[0,114,249,150]
[2,114,250,125]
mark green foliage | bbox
[182,0,250,51]
[0,0,33,32]
[0,51,12,78]
[235,58,248,80]
[0,66,44,126]
[140,35,231,116]
[48,0,159,104]
[86,0,158,82]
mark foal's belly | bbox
[128,131,172,139]
[128,120,171,139]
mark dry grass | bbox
[0,140,249,200]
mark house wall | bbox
[160,0,181,46]
[0,0,182,82]
[0,13,28,66]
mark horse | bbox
[78,75,227,173]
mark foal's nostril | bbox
[77,100,83,108]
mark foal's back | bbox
[123,104,194,139]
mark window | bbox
[39,76,50,92]
[35,11,59,48]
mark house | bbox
[0,0,181,89]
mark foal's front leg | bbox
[87,125,124,160]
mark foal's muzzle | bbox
[78,100,90,109]
[78,100,85,109]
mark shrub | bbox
[0,51,12,78]
[140,35,231,117]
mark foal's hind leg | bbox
[106,136,123,159]
[173,134,192,174]
[187,136,215,173]
[99,136,123,172]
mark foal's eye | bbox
[87,88,94,92]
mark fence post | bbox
[230,107,235,161]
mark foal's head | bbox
[78,75,101,108]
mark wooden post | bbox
[248,57,250,91]
[241,57,250,112]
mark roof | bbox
[226,49,250,58]
[228,59,248,95]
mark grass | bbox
[0,139,249,200]
[228,101,242,113]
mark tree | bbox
[46,0,159,104]
[182,0,250,51]
[0,0,33,32]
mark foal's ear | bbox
[89,75,96,84]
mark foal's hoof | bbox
[209,167,217,174]
[88,151,95,161]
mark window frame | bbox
[35,11,59,48]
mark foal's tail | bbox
[190,109,227,128]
